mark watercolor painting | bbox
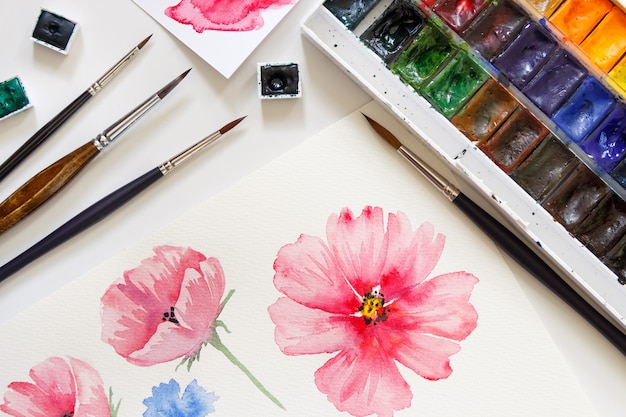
[100,245,283,409]
[0,103,602,417]
[165,0,297,32]
[132,0,300,77]
[269,206,479,417]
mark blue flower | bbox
[143,379,218,417]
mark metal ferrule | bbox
[398,146,459,202]
[92,133,112,151]
[88,46,141,96]
[101,94,160,144]
[159,131,222,175]
[87,82,102,96]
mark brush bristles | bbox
[220,116,247,135]
[137,34,152,49]
[157,69,192,99]
[362,113,403,150]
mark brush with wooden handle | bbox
[0,69,191,235]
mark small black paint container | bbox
[31,9,78,54]
[257,62,301,99]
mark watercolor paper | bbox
[0,102,598,417]
[132,0,300,78]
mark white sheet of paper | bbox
[0,102,597,416]
[131,0,300,78]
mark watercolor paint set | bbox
[302,0,626,332]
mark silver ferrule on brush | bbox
[159,130,223,175]
[92,94,161,151]
[397,146,460,202]
[88,45,143,96]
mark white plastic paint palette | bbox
[302,1,626,333]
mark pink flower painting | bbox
[0,357,110,417]
[100,245,284,409]
[268,206,479,417]
[101,245,226,368]
[165,0,297,32]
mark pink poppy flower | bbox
[165,0,296,32]
[0,356,109,417]
[101,245,225,367]
[268,206,479,417]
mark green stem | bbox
[108,387,121,417]
[210,332,285,410]
[218,289,235,316]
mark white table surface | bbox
[0,1,624,416]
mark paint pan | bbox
[549,0,613,44]
[551,76,615,144]
[492,21,557,89]
[431,0,489,33]
[390,22,456,90]
[421,50,489,118]
[543,164,610,231]
[581,104,626,173]
[461,0,528,60]
[361,0,425,63]
[257,63,301,99]
[479,108,549,174]
[451,78,519,143]
[525,0,564,17]
[579,6,626,73]
[0,76,31,120]
[575,192,626,257]
[324,0,381,29]
[511,134,578,202]
[31,9,78,54]
[609,56,626,94]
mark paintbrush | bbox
[0,116,245,282]
[363,113,626,355]
[0,69,190,236]
[0,35,152,183]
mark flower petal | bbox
[381,219,445,297]
[268,297,357,355]
[314,346,412,417]
[69,358,110,417]
[388,331,462,381]
[176,257,225,335]
[326,207,389,294]
[274,234,358,314]
[395,271,479,341]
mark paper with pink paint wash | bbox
[132,0,300,78]
[0,102,598,416]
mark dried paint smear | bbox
[165,0,296,32]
